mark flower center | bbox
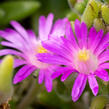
[28,43,49,69]
[37,45,48,53]
[78,49,89,62]
[73,48,98,74]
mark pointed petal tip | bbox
[51,74,56,79]
[46,84,52,92]
[13,78,19,84]
[48,13,54,18]
[0,30,5,36]
[38,81,43,84]
[95,69,109,81]
[10,20,18,25]
[75,19,80,22]
[47,88,52,93]
[39,16,46,21]
[60,78,65,82]
[38,71,44,84]
[10,20,22,29]
[93,87,98,96]
[72,97,78,102]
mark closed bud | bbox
[101,4,109,25]
[0,55,14,104]
[81,0,101,28]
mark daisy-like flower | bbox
[0,13,68,92]
[37,19,109,101]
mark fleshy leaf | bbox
[66,11,80,21]
[93,18,106,32]
[90,95,109,109]
[81,0,101,28]
[0,1,40,26]
[0,55,14,104]
[97,78,109,95]
[101,4,109,25]
[74,2,86,14]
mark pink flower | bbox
[0,13,68,92]
[37,19,109,101]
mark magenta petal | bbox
[39,16,46,40]
[27,29,37,40]
[1,41,24,52]
[1,29,29,51]
[0,30,17,43]
[61,68,78,82]
[41,39,72,58]
[65,21,78,49]
[0,29,27,48]
[26,29,38,47]
[88,74,98,96]
[51,18,68,37]
[14,59,26,68]
[45,13,54,37]
[95,43,109,57]
[39,13,54,40]
[98,50,109,64]
[52,67,73,79]
[74,19,81,38]
[94,32,109,56]
[37,53,69,65]
[45,71,52,92]
[99,62,109,69]
[91,30,103,52]
[42,40,64,55]
[95,69,109,81]
[72,73,87,102]
[51,67,67,79]
[10,21,29,43]
[38,70,45,84]
[88,27,97,49]
[13,65,36,84]
[80,22,88,48]
[0,49,25,58]
[61,70,73,82]
[74,19,81,44]
[52,71,62,79]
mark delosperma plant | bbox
[0,0,108,108]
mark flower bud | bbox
[101,4,109,25]
[81,0,101,28]
[0,55,14,104]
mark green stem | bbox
[16,79,41,109]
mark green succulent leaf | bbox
[66,11,80,21]
[55,79,72,102]
[101,4,109,25]
[68,0,76,8]
[93,18,106,32]
[90,95,109,109]
[97,78,109,95]
[0,55,14,92]
[37,89,73,109]
[81,0,101,28]
[0,1,40,26]
[0,55,14,104]
[74,2,86,14]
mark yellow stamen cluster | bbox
[78,49,89,61]
[37,45,47,53]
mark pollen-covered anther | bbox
[37,45,48,53]
[78,49,89,62]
